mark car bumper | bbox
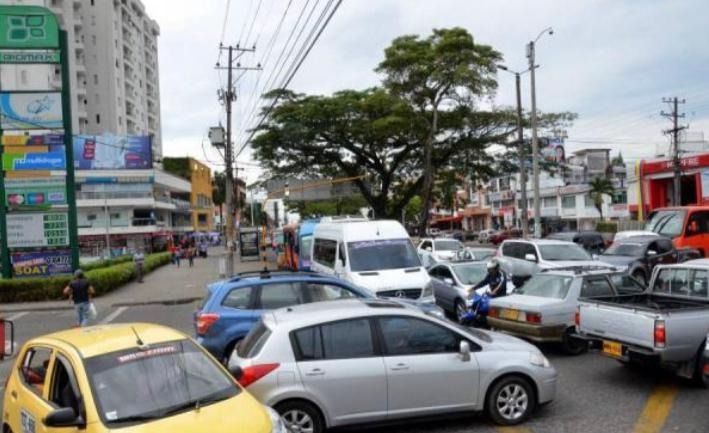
[535,366,558,404]
[574,334,662,363]
[487,318,566,343]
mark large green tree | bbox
[589,177,615,221]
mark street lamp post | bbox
[498,65,531,238]
[527,27,553,238]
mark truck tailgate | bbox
[578,301,658,349]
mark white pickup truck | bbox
[575,260,709,385]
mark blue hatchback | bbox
[194,270,373,362]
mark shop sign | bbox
[5,177,66,209]
[0,92,63,130]
[642,154,709,175]
[0,6,60,49]
[2,151,65,170]
[7,212,68,247]
[0,49,59,63]
[12,249,71,277]
[1,133,63,146]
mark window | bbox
[691,270,709,299]
[686,211,709,236]
[538,244,591,261]
[520,242,538,260]
[420,240,432,251]
[110,213,120,219]
[96,114,100,124]
[303,283,357,302]
[542,196,557,208]
[238,322,271,357]
[517,275,573,299]
[20,70,28,85]
[198,214,208,225]
[93,74,98,85]
[49,355,80,414]
[437,267,454,281]
[502,242,522,259]
[610,274,646,293]
[581,277,615,297]
[95,93,100,103]
[91,15,96,26]
[313,238,337,268]
[222,287,253,309]
[293,326,323,360]
[584,194,596,208]
[338,244,347,266]
[91,0,95,5]
[651,239,673,254]
[321,319,374,359]
[92,35,97,45]
[19,347,52,396]
[87,214,97,221]
[258,283,303,309]
[379,317,459,355]
[347,239,421,271]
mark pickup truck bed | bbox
[586,293,709,312]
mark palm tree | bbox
[589,177,614,221]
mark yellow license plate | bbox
[500,308,519,321]
[602,340,623,358]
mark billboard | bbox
[7,212,69,248]
[73,134,152,169]
[0,5,60,49]
[0,92,62,129]
[540,137,565,163]
[1,133,63,146]
[12,250,72,277]
[2,151,65,170]
[5,178,66,210]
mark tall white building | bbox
[0,0,162,158]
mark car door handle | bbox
[391,363,409,371]
[305,368,325,376]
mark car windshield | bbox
[84,339,238,425]
[347,239,421,271]
[517,275,574,299]
[300,235,313,262]
[602,243,644,257]
[645,210,686,238]
[434,240,462,251]
[538,244,592,261]
[452,263,488,285]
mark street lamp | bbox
[527,26,554,238]
[498,64,531,238]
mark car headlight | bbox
[266,406,288,433]
[529,352,551,368]
[422,281,434,299]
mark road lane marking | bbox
[99,307,128,324]
[5,312,28,321]
[496,426,534,433]
[632,383,679,433]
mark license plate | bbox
[500,308,519,321]
[602,340,623,358]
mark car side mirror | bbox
[229,365,243,381]
[443,277,454,285]
[44,407,83,428]
[647,250,657,256]
[459,341,471,362]
[524,253,537,263]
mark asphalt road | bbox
[1,303,708,433]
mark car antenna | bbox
[131,326,145,347]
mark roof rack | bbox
[540,265,621,275]
[228,268,322,282]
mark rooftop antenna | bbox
[131,326,145,347]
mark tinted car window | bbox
[293,326,324,361]
[581,277,615,297]
[304,283,358,302]
[502,242,521,259]
[518,275,573,299]
[654,238,673,254]
[313,238,337,267]
[20,347,52,396]
[610,274,646,293]
[222,286,253,309]
[238,322,272,357]
[438,267,454,280]
[520,243,538,259]
[379,317,459,355]
[420,241,432,250]
[258,283,304,309]
[320,319,375,359]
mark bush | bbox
[596,221,618,233]
[0,252,173,303]
[80,254,133,272]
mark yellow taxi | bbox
[2,323,287,433]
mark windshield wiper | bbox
[109,413,163,424]
[161,393,231,417]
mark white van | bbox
[310,219,434,302]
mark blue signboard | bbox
[2,151,65,170]
[12,250,72,277]
[73,134,152,169]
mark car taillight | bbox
[196,313,220,336]
[575,308,580,327]
[703,362,709,375]
[238,363,280,387]
[488,307,499,318]
[654,320,666,348]
[526,312,542,324]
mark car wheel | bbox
[692,347,709,388]
[276,400,324,433]
[455,299,468,323]
[561,328,588,356]
[631,270,647,286]
[486,375,536,425]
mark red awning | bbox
[432,215,463,224]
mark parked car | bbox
[417,237,465,267]
[703,334,709,386]
[455,247,497,262]
[2,323,285,433]
[487,267,645,354]
[229,299,557,431]
[575,260,709,386]
[195,269,443,363]
[477,229,496,243]
[613,230,659,241]
[644,206,709,256]
[489,229,522,245]
[545,231,606,255]
[429,260,515,321]
[599,235,701,285]
[426,227,442,237]
[497,239,613,287]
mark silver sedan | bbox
[229,299,557,432]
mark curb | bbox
[0,305,74,313]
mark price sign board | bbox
[7,212,68,247]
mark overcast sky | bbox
[143,0,709,183]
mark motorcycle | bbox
[460,291,491,327]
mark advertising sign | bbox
[0,92,63,130]
[12,250,71,277]
[2,151,65,170]
[1,133,62,146]
[0,50,59,63]
[0,6,60,49]
[5,178,66,210]
[74,134,153,169]
[7,212,69,248]
[540,137,566,163]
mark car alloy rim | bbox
[496,383,528,420]
[456,302,467,320]
[282,409,314,433]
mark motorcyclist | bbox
[468,259,508,298]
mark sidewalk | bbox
[0,248,272,313]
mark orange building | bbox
[162,157,214,231]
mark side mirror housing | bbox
[229,365,244,381]
[524,253,537,263]
[459,341,471,362]
[443,277,454,285]
[647,250,657,257]
[44,408,83,428]
[425,247,432,252]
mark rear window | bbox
[517,274,574,299]
[237,322,272,358]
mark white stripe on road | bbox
[99,307,128,324]
[5,312,28,321]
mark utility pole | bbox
[216,44,260,276]
[661,97,687,206]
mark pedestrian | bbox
[170,243,177,265]
[175,246,182,267]
[188,246,195,267]
[63,270,95,327]
[133,248,145,283]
